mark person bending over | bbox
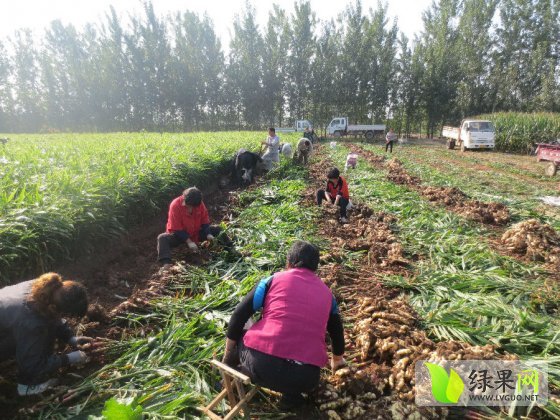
[223,241,345,409]
[0,273,91,396]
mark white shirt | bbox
[265,135,280,155]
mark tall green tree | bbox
[11,29,43,131]
[418,0,461,136]
[309,20,340,131]
[454,0,497,118]
[338,0,369,120]
[97,7,129,130]
[0,41,13,131]
[365,2,398,122]
[124,1,172,130]
[228,3,264,128]
[262,5,290,126]
[492,0,559,112]
[392,34,424,136]
[285,1,316,120]
[172,12,224,130]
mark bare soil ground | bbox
[350,145,511,226]
[303,146,504,419]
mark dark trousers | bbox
[238,340,320,398]
[385,140,394,153]
[316,190,349,218]
[0,332,15,360]
[295,150,309,164]
[157,226,229,263]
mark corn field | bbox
[474,112,560,153]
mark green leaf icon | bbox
[101,398,143,420]
[425,362,465,404]
[447,368,465,403]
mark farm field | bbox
[375,140,560,230]
[0,132,302,285]
[2,136,560,419]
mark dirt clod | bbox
[501,219,560,266]
[86,303,110,323]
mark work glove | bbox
[222,338,239,368]
[67,350,89,365]
[331,355,346,373]
[186,239,198,251]
[69,336,93,348]
[222,349,238,368]
[206,234,215,241]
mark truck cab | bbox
[276,119,313,133]
[461,120,495,150]
[295,120,313,131]
[327,117,347,136]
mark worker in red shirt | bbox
[157,187,231,266]
[316,168,350,223]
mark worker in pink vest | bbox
[223,241,345,409]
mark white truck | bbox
[442,120,495,152]
[326,117,386,141]
[276,120,313,133]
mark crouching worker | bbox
[157,187,232,266]
[317,168,350,223]
[294,138,313,165]
[0,273,91,396]
[222,241,345,409]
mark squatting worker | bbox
[317,168,351,223]
[223,241,345,409]
[295,137,313,165]
[0,273,92,396]
[261,127,280,171]
[385,127,398,153]
[157,187,232,266]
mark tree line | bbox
[0,0,558,135]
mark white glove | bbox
[67,350,89,365]
[69,336,93,347]
[206,234,215,241]
[187,239,198,251]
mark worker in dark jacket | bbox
[223,241,345,409]
[316,168,351,223]
[157,187,233,267]
[0,273,91,396]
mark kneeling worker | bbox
[223,241,345,409]
[157,187,232,266]
[317,168,351,223]
[0,273,92,396]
